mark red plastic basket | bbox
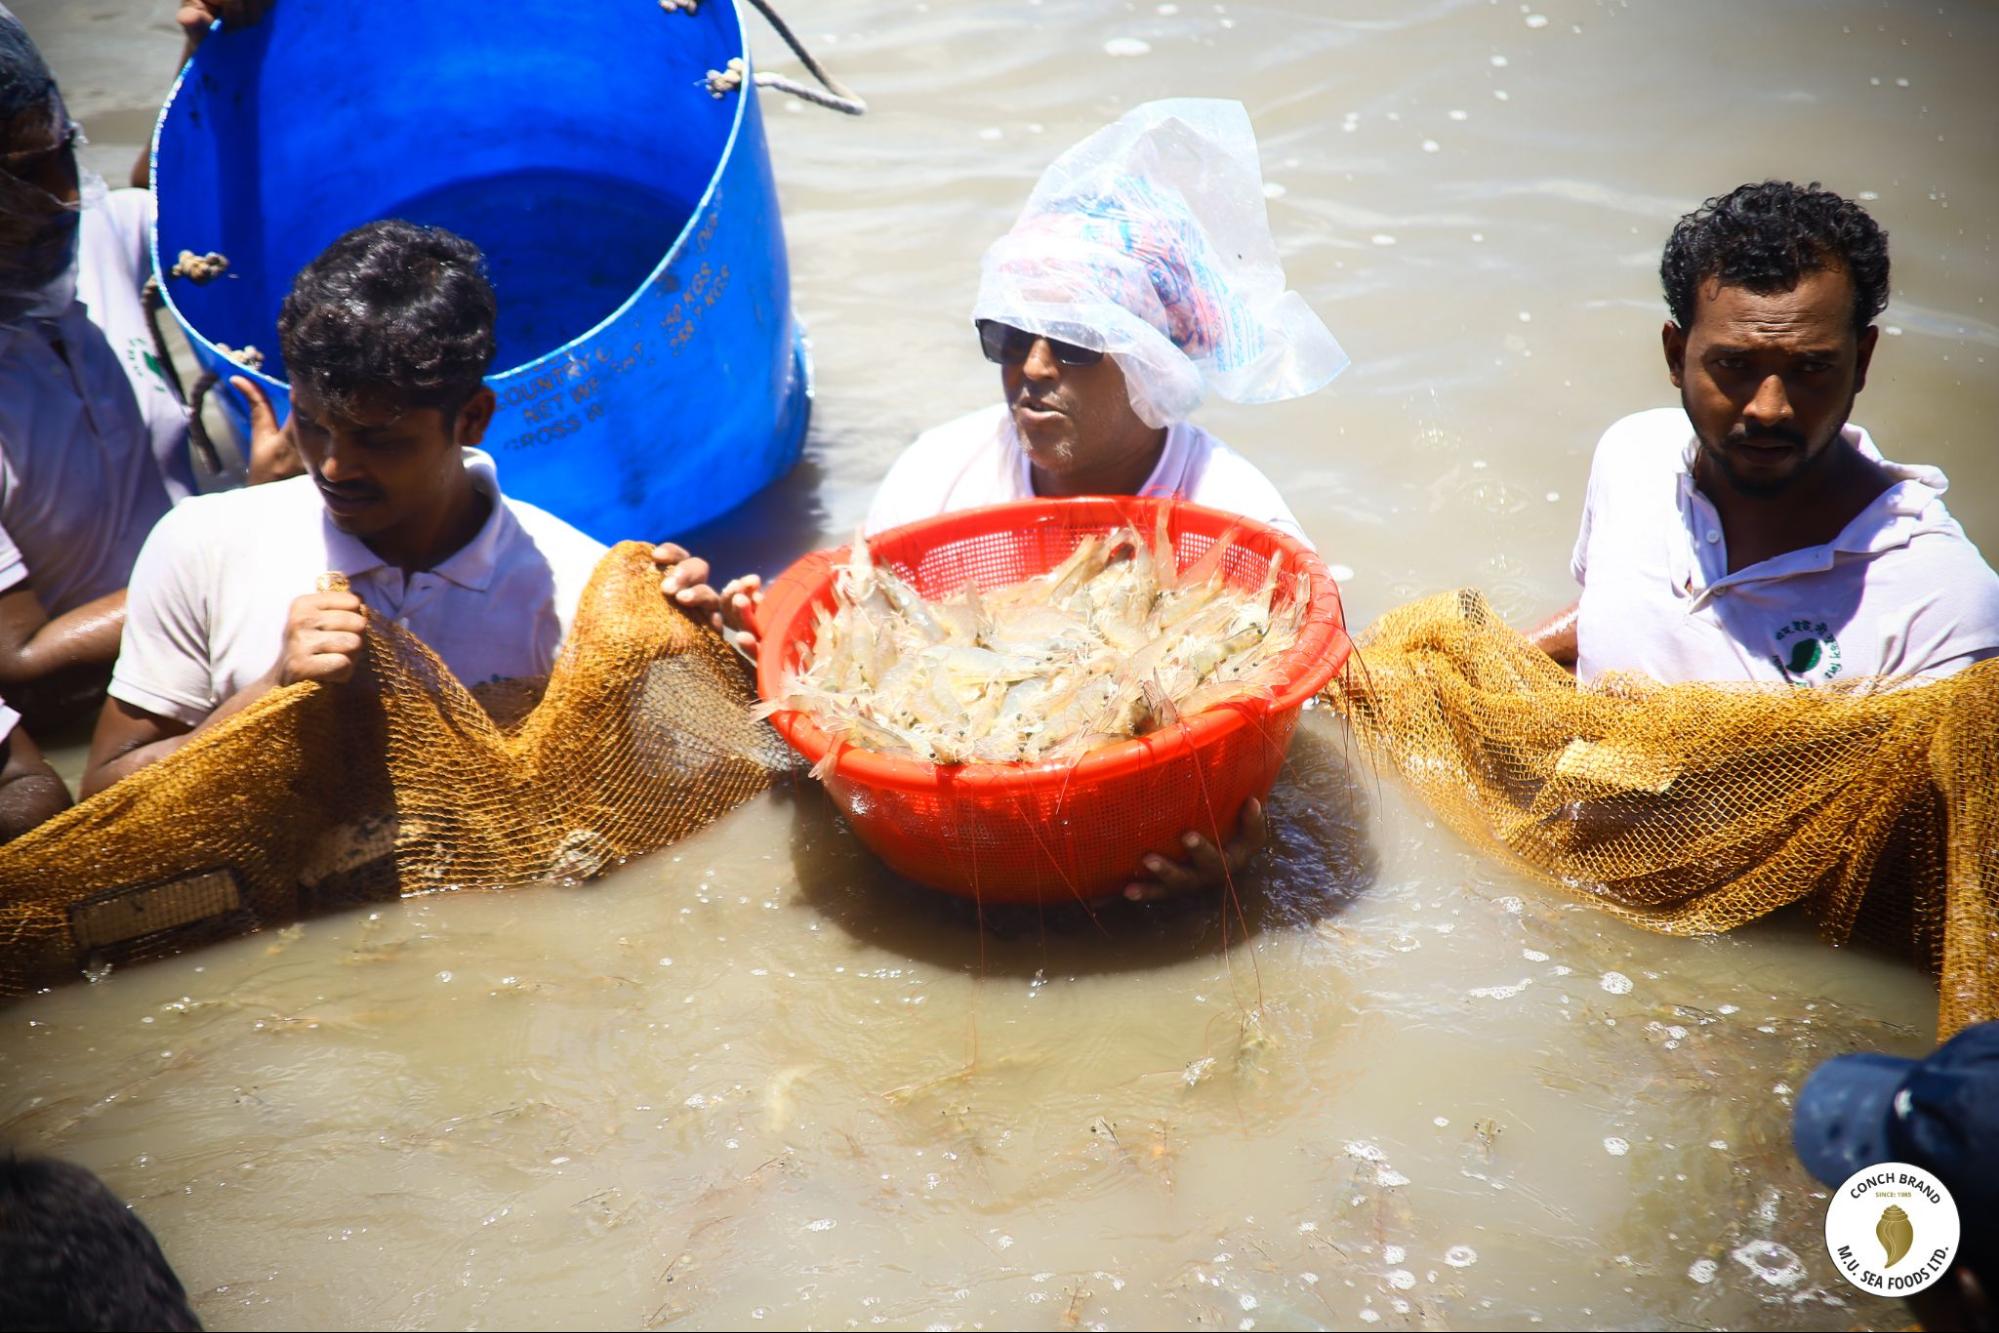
[754,497,1351,904]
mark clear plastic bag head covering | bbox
[973,98,1348,428]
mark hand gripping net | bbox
[2,568,1990,1031]
[1327,590,1999,1039]
[0,544,789,996]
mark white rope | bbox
[752,70,866,116]
[686,0,869,116]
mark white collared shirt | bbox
[0,300,176,615]
[1572,408,1999,685]
[863,404,1312,548]
[110,449,608,726]
[77,188,194,503]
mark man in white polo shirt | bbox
[861,99,1344,549]
[726,101,1349,903]
[861,348,1311,545]
[83,220,721,796]
[721,100,1345,650]
[1530,180,1999,685]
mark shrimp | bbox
[767,526,1307,769]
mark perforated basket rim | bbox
[754,497,1350,795]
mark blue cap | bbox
[1792,1021,1999,1216]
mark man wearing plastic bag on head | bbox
[722,100,1344,640]
[862,97,1347,545]
[0,5,286,728]
[724,101,1346,902]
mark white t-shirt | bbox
[77,188,194,503]
[111,449,609,727]
[0,300,176,615]
[1572,407,1999,685]
[0,696,17,747]
[863,404,1312,547]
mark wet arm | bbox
[0,585,125,689]
[129,32,201,189]
[130,2,274,188]
[80,673,277,797]
[1525,600,1579,671]
[83,588,366,796]
[0,725,72,842]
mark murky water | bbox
[10,0,1997,1328]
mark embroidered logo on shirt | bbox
[123,335,171,392]
[1771,619,1843,685]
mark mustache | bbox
[1727,424,1808,448]
[313,476,385,501]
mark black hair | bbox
[1660,181,1890,335]
[0,1154,202,1330]
[277,219,497,419]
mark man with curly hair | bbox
[1529,180,1999,685]
[81,221,724,795]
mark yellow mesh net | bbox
[2,564,1989,1035]
[1327,590,1998,1038]
[0,544,787,998]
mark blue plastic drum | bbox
[150,0,812,542]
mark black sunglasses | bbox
[2,117,79,166]
[1,122,80,188]
[976,319,1104,367]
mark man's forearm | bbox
[81,668,277,798]
[83,730,186,797]
[132,35,203,188]
[0,769,71,841]
[0,728,72,842]
[1526,601,1580,669]
[0,592,125,688]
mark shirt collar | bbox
[1136,422,1194,499]
[0,299,88,359]
[319,448,516,590]
[1675,423,1955,600]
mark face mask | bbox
[0,101,88,327]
